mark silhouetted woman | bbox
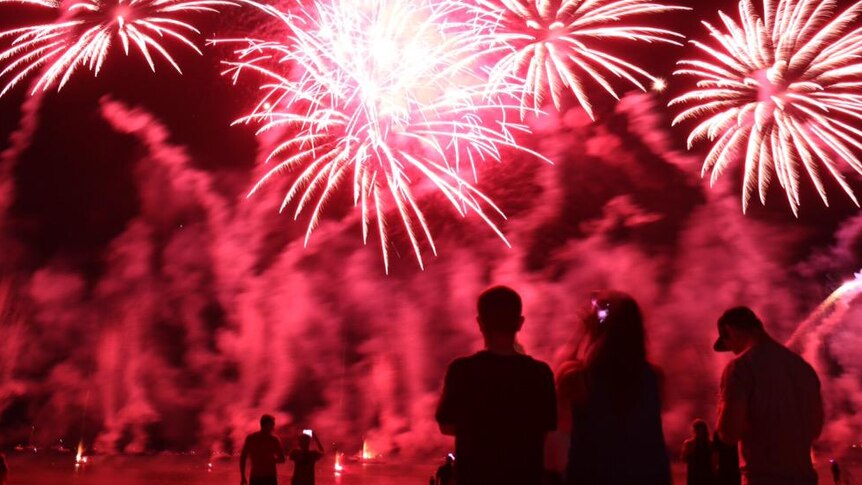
[557,290,671,485]
[682,419,714,485]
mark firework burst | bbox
[479,0,687,119]
[217,0,542,271]
[0,0,235,97]
[671,0,862,214]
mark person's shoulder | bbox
[446,351,487,370]
[524,355,554,375]
[784,346,820,385]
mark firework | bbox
[478,0,687,119]
[0,0,235,97]
[671,0,862,214]
[218,0,542,271]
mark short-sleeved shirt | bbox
[436,351,557,485]
[243,432,284,479]
[289,449,322,485]
[719,338,822,485]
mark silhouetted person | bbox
[713,431,741,485]
[831,460,841,485]
[713,307,823,485]
[436,286,557,485]
[557,290,671,485]
[682,419,714,485]
[240,414,286,485]
[435,454,455,485]
[288,432,324,485]
[0,453,7,485]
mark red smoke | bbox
[0,89,860,460]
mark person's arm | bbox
[541,364,558,434]
[239,438,249,485]
[717,361,749,445]
[436,362,461,436]
[313,433,326,454]
[274,437,286,464]
[555,360,585,434]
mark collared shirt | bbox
[718,338,823,485]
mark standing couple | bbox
[437,286,823,485]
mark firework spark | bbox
[0,0,235,97]
[479,0,687,119]
[217,0,542,271]
[671,0,862,214]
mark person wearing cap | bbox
[713,306,823,485]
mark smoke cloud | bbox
[0,85,860,461]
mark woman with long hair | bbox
[682,419,714,485]
[557,290,671,485]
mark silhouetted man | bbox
[713,307,823,485]
[436,286,556,485]
[240,414,286,485]
[288,432,324,485]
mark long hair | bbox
[566,290,650,410]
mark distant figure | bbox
[0,452,7,485]
[713,307,823,485]
[435,454,455,485]
[682,419,714,485]
[436,286,557,485]
[712,431,741,485]
[557,290,671,485]
[240,414,286,485]
[831,460,841,485]
[288,432,324,485]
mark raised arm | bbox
[313,433,326,454]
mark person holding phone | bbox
[557,290,671,485]
[289,430,325,485]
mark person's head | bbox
[298,433,312,450]
[692,419,709,442]
[713,306,766,354]
[569,290,649,409]
[476,286,524,336]
[582,290,646,366]
[260,414,276,433]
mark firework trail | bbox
[0,0,235,97]
[671,0,862,214]
[477,0,686,119]
[217,0,544,272]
